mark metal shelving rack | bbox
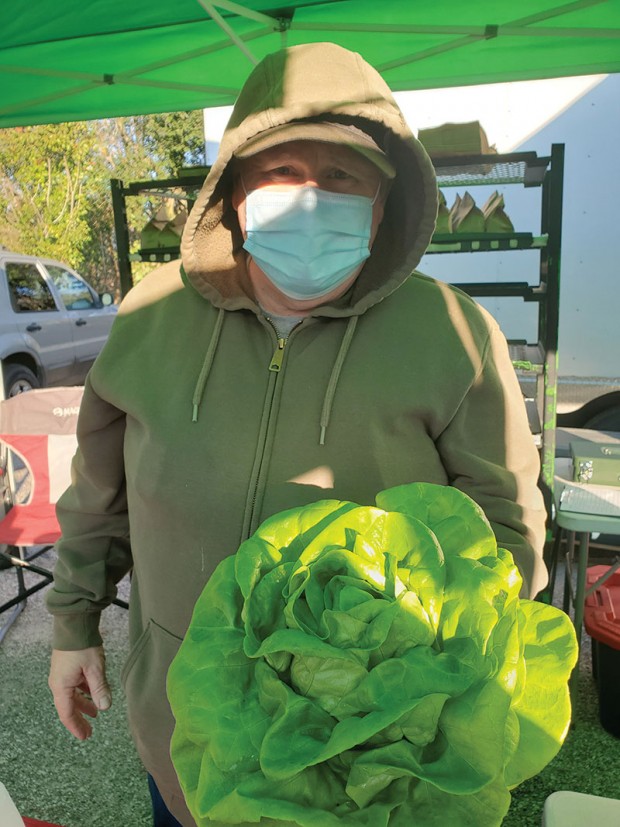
[110,173,207,297]
[426,145,565,492]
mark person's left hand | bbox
[48,646,111,740]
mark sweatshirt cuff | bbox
[52,612,103,650]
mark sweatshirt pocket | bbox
[120,621,152,688]
[121,618,184,781]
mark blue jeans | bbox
[147,774,184,827]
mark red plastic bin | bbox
[584,565,620,738]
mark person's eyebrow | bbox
[251,148,299,167]
[324,147,378,175]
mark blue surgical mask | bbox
[243,185,374,300]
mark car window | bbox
[6,261,58,312]
[46,265,97,311]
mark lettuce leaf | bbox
[168,483,577,826]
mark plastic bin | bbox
[584,565,620,738]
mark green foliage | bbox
[168,483,578,827]
[0,123,95,265]
[145,111,206,175]
[0,111,205,294]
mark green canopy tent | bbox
[1,0,619,128]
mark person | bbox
[46,41,548,827]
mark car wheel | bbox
[2,364,40,397]
[583,404,620,432]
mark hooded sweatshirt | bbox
[47,42,547,825]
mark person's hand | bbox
[49,646,112,740]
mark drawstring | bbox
[191,308,357,437]
[319,315,358,445]
[192,308,225,422]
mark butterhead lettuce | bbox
[168,483,577,826]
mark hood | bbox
[181,41,438,318]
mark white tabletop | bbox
[554,455,620,535]
[555,426,620,457]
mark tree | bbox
[0,110,206,295]
[0,122,96,265]
[145,111,207,175]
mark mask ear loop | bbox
[371,180,383,205]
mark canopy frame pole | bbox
[291,22,619,39]
[196,0,260,64]
[113,27,269,88]
[208,0,282,28]
[209,0,291,34]
[0,60,236,94]
[0,81,97,118]
[374,0,613,75]
[0,70,240,118]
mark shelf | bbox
[428,233,547,253]
[432,151,549,187]
[121,174,207,195]
[509,343,546,373]
[129,248,180,263]
[452,281,541,300]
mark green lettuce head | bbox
[168,483,577,826]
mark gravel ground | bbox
[0,461,150,825]
[1,461,619,826]
[0,552,151,826]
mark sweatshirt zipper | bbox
[269,337,286,372]
[242,324,292,540]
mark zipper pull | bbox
[269,337,286,372]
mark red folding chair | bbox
[0,387,127,642]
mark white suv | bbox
[0,251,117,397]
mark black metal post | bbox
[110,178,134,298]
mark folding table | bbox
[553,428,620,648]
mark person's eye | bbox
[328,168,354,180]
[264,165,296,180]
